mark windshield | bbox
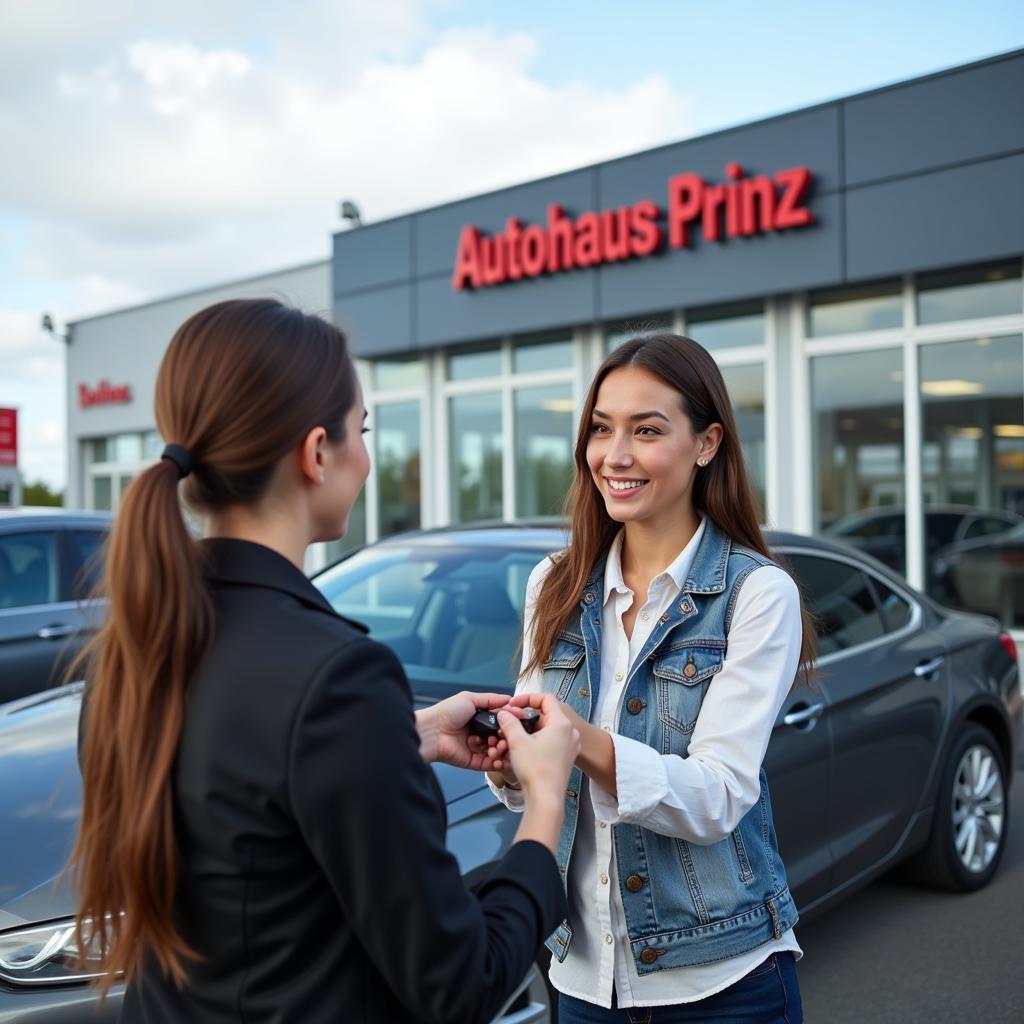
[314,543,546,695]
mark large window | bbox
[808,281,902,337]
[917,262,1022,325]
[920,334,1024,624]
[514,385,574,518]
[85,430,161,511]
[376,401,421,536]
[812,348,905,539]
[688,302,765,350]
[720,363,766,518]
[450,392,503,522]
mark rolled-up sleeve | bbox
[589,565,803,844]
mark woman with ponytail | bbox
[73,298,579,1023]
[486,335,816,1023]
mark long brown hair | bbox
[522,333,816,685]
[72,299,358,995]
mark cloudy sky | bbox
[2,0,1021,491]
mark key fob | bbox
[468,707,541,739]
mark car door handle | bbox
[37,625,75,640]
[914,656,944,679]
[783,703,825,727]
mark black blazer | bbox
[119,538,565,1024]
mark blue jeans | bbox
[557,952,803,1024]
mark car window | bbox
[870,576,913,632]
[926,512,962,548]
[315,544,543,685]
[68,529,108,599]
[0,532,59,609]
[963,516,1016,541]
[838,514,902,540]
[784,553,886,657]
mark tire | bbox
[902,724,1010,892]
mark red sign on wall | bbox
[452,163,815,291]
[78,381,132,409]
[0,408,17,468]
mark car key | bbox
[468,706,540,740]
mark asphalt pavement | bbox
[796,756,1024,1023]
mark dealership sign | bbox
[452,163,814,290]
[78,381,132,409]
[0,408,16,468]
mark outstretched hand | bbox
[416,691,512,771]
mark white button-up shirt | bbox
[490,519,803,1007]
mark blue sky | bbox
[0,0,1021,490]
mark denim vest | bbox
[541,518,798,973]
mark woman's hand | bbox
[415,691,513,771]
[498,694,580,802]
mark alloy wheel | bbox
[951,743,1005,874]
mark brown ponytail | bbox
[72,299,357,995]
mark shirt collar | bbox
[603,515,707,604]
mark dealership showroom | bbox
[65,49,1024,633]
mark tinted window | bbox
[68,530,108,599]
[871,576,913,632]
[925,512,963,549]
[0,532,59,609]
[963,516,1016,540]
[315,544,543,685]
[785,553,885,656]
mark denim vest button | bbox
[640,948,659,965]
[625,874,645,892]
[584,592,595,604]
[627,697,645,715]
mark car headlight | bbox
[0,918,111,986]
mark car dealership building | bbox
[65,49,1024,622]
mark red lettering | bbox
[741,175,776,234]
[702,183,728,242]
[574,212,601,266]
[452,226,483,290]
[521,225,547,277]
[546,205,575,272]
[505,218,524,280]
[725,163,743,238]
[773,166,814,229]
[480,235,507,286]
[668,173,703,248]
[599,208,632,262]
[629,200,662,256]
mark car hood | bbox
[0,686,486,930]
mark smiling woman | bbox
[488,333,818,1022]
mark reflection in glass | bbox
[808,283,902,337]
[719,363,766,518]
[90,439,109,464]
[113,434,143,464]
[689,303,764,350]
[450,392,503,522]
[812,348,904,543]
[917,262,1022,325]
[921,335,1024,626]
[513,333,573,374]
[376,401,421,538]
[606,312,673,352]
[373,357,425,391]
[448,346,501,381]
[514,385,574,518]
[142,431,162,460]
[92,476,112,511]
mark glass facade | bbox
[375,401,421,537]
[917,262,1022,325]
[450,392,503,522]
[812,348,904,536]
[720,363,766,518]
[688,303,765,350]
[513,332,573,373]
[514,384,574,518]
[808,282,903,337]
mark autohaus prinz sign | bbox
[452,163,814,291]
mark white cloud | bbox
[0,1,697,491]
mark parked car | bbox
[932,522,1024,628]
[0,524,1020,1021]
[0,510,110,705]
[823,504,1021,591]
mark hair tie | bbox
[161,443,194,480]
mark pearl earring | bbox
[698,458,708,467]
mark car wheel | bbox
[903,724,1009,892]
